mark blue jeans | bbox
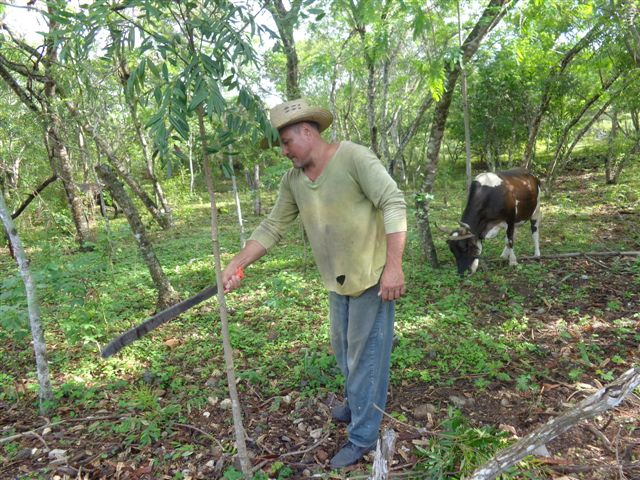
[329,283,395,447]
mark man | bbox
[222,98,407,468]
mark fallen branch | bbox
[469,367,640,480]
[0,429,49,449]
[513,251,640,261]
[548,460,640,474]
[369,428,397,480]
[0,414,129,445]
[279,430,332,458]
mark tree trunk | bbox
[46,125,95,247]
[95,164,179,310]
[0,192,54,414]
[415,0,512,265]
[196,106,251,478]
[42,7,93,250]
[266,0,302,100]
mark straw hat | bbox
[261,98,333,149]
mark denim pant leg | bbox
[329,283,395,447]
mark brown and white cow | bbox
[447,168,541,275]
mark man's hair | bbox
[283,121,320,134]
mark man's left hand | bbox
[378,265,405,301]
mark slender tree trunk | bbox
[458,0,473,192]
[545,71,620,184]
[388,95,434,175]
[116,54,174,226]
[0,192,54,414]
[380,55,392,170]
[95,164,179,310]
[245,164,262,216]
[605,108,619,183]
[196,106,251,478]
[77,128,97,229]
[189,131,195,195]
[4,145,24,194]
[228,148,246,248]
[545,98,613,192]
[612,136,640,185]
[365,53,378,155]
[522,24,602,169]
[46,124,94,247]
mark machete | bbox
[100,268,243,358]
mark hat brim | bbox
[260,108,333,149]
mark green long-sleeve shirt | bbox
[250,141,407,296]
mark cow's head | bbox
[446,223,481,275]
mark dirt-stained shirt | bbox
[249,141,407,296]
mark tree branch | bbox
[470,367,640,480]
[11,174,58,219]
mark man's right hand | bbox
[220,240,267,292]
[222,265,244,292]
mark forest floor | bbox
[2,170,640,479]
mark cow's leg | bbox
[530,196,541,257]
[501,223,517,265]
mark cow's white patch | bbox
[533,229,541,257]
[515,199,519,217]
[475,172,502,187]
[484,222,507,239]
[501,246,517,265]
[470,258,479,273]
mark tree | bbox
[264,0,303,100]
[415,0,514,266]
[0,5,94,250]
[0,190,53,414]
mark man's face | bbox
[279,123,311,169]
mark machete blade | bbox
[100,284,218,358]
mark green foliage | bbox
[113,384,182,446]
[415,408,514,478]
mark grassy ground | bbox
[1,157,639,479]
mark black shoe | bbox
[330,441,375,468]
[331,402,351,423]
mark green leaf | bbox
[188,80,208,111]
[169,113,190,141]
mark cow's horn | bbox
[434,222,451,234]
